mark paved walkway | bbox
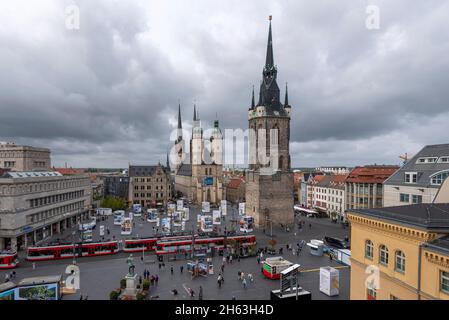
[2,206,351,300]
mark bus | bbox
[0,251,19,269]
[26,241,119,261]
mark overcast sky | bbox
[1,0,449,168]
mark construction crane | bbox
[399,153,408,165]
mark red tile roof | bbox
[53,168,85,175]
[227,178,245,189]
[346,165,399,184]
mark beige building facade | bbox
[0,142,51,172]
[348,204,449,300]
[0,171,92,251]
[128,165,172,207]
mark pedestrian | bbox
[79,294,83,300]
[189,288,195,298]
[217,275,222,288]
[158,263,161,269]
[309,223,312,229]
[171,266,174,275]
[242,278,247,289]
[180,265,184,274]
[292,248,296,256]
[155,275,159,284]
[230,255,233,264]
[199,286,203,300]
[237,270,241,280]
[248,273,253,282]
[5,273,9,282]
[257,257,260,264]
[139,275,142,285]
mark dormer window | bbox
[405,172,417,184]
[430,170,449,186]
[416,157,438,164]
[438,157,449,163]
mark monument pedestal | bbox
[122,274,138,298]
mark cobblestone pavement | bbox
[1,205,351,300]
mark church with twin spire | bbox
[172,104,224,204]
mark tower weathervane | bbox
[269,15,272,21]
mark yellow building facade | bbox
[348,204,449,300]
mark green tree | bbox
[101,196,127,211]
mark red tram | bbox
[0,251,19,269]
[123,238,157,253]
[26,240,119,261]
[24,234,256,262]
[155,234,256,255]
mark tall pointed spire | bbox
[193,104,197,121]
[284,82,289,107]
[265,15,274,68]
[166,152,170,170]
[177,102,182,129]
[251,85,255,108]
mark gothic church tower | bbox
[246,17,294,228]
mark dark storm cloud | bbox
[0,0,448,167]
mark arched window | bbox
[395,251,405,273]
[272,124,280,145]
[365,240,374,259]
[430,170,449,185]
[379,245,389,266]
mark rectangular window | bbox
[400,193,410,203]
[4,161,15,168]
[441,271,449,294]
[412,195,422,204]
[405,172,417,184]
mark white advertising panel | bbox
[177,200,184,211]
[238,202,246,216]
[212,210,221,225]
[319,267,339,296]
[202,201,211,213]
[221,200,227,216]
[181,207,190,221]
